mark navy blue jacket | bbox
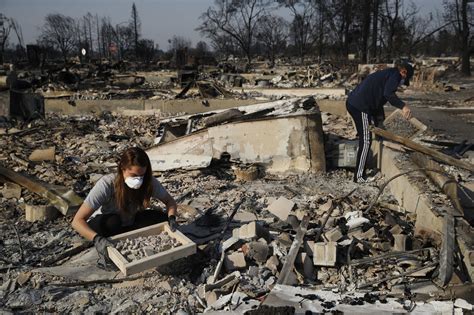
[347,68,405,114]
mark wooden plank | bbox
[110,222,166,241]
[438,213,454,286]
[372,127,474,172]
[0,165,71,215]
[277,215,310,285]
[108,247,128,275]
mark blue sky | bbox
[1,0,445,50]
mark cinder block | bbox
[313,242,337,267]
[25,204,59,222]
[267,197,295,221]
[1,182,21,199]
[324,227,343,242]
[393,234,407,251]
[233,221,269,241]
[29,147,55,161]
[224,252,246,271]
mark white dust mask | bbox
[124,176,144,189]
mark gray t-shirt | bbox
[85,174,168,226]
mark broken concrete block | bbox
[233,211,257,222]
[265,255,280,274]
[267,197,294,221]
[360,227,376,240]
[393,234,407,251]
[224,252,246,271]
[277,232,293,248]
[222,236,242,251]
[347,226,364,239]
[233,221,269,241]
[1,182,21,199]
[390,224,403,235]
[25,204,59,222]
[324,227,343,242]
[313,242,337,267]
[28,147,55,161]
[157,280,172,291]
[243,241,269,263]
[319,200,333,212]
[205,290,221,306]
[304,240,315,256]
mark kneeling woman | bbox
[72,147,178,266]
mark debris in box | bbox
[116,233,182,261]
[383,109,426,138]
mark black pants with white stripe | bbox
[346,102,374,182]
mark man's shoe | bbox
[354,176,375,184]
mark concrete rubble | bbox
[0,59,473,314]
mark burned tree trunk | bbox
[460,0,471,76]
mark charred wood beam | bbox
[0,165,79,215]
[277,215,310,285]
[438,213,455,286]
[372,127,474,172]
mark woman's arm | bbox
[72,202,98,241]
[159,191,178,217]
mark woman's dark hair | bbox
[114,147,153,214]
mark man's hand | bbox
[168,215,178,232]
[401,105,412,120]
[93,234,114,268]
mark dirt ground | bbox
[402,76,474,142]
